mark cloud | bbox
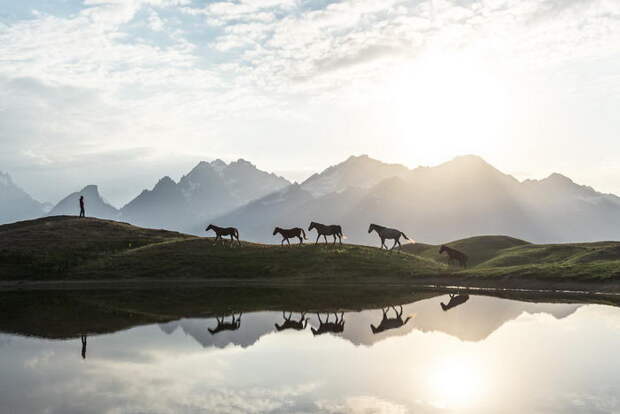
[1,0,620,203]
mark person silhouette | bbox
[79,196,85,218]
[81,335,87,359]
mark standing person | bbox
[79,196,85,218]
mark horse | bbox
[208,313,242,335]
[368,223,411,250]
[440,294,470,311]
[308,222,343,245]
[439,245,468,267]
[370,305,413,334]
[273,227,306,246]
[275,312,308,332]
[311,312,345,336]
[205,224,241,246]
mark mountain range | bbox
[0,172,47,225]
[2,155,620,244]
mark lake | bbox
[1,291,619,413]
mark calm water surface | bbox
[1,293,620,413]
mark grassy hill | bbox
[0,216,193,278]
[401,235,529,267]
[2,217,620,289]
[402,235,620,282]
[0,216,445,281]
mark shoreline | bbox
[3,276,620,297]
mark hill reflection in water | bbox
[1,292,619,413]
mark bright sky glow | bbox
[1,0,619,204]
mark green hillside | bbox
[0,216,445,281]
[2,217,620,289]
[401,235,529,267]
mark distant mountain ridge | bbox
[0,172,45,224]
[3,155,620,243]
[49,185,119,220]
[120,159,290,232]
[215,154,620,244]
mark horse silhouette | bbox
[308,222,343,245]
[274,312,308,331]
[206,224,241,246]
[440,294,470,311]
[370,305,413,334]
[311,312,345,336]
[439,245,468,267]
[208,313,242,335]
[273,227,307,246]
[368,223,410,250]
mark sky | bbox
[1,0,619,206]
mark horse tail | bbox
[301,229,307,240]
[400,232,409,240]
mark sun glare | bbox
[380,52,511,166]
[426,355,486,409]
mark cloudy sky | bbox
[1,0,619,206]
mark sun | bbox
[379,51,511,166]
[426,355,486,409]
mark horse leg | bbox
[380,237,386,249]
[281,238,285,246]
[390,239,398,250]
[333,235,337,245]
[323,234,328,244]
[315,234,320,245]
[298,236,303,245]
[287,238,291,246]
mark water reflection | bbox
[81,335,87,360]
[208,313,243,335]
[311,312,345,336]
[440,293,470,312]
[275,312,308,332]
[370,305,413,334]
[2,292,620,413]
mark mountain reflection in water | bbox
[1,292,620,414]
[155,294,580,349]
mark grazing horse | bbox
[440,294,470,311]
[370,305,413,334]
[206,224,241,246]
[208,313,242,335]
[368,224,410,250]
[311,312,345,336]
[308,222,343,245]
[439,245,468,267]
[275,312,308,332]
[273,227,306,246]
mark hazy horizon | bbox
[1,153,610,207]
[2,0,620,205]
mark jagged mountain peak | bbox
[154,176,176,189]
[49,184,118,220]
[0,171,46,224]
[301,155,410,197]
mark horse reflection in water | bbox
[208,313,243,335]
[370,305,413,334]
[275,312,308,332]
[311,312,345,336]
[440,294,470,311]
[80,335,87,360]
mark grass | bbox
[1,216,620,289]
